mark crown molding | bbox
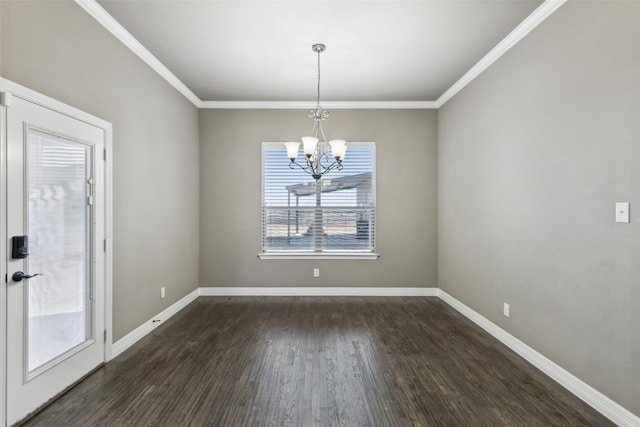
[199,100,438,109]
[75,0,565,110]
[73,0,203,108]
[435,0,567,108]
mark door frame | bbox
[0,78,113,426]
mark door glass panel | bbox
[27,129,92,373]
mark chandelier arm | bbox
[294,155,325,176]
[321,160,343,175]
[318,147,331,164]
[289,160,314,175]
[289,157,342,180]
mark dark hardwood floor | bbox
[23,297,612,426]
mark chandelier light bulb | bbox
[339,145,347,162]
[329,140,346,160]
[284,142,300,161]
[302,136,319,157]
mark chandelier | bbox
[284,43,346,180]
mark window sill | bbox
[258,252,380,260]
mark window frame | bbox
[259,141,379,260]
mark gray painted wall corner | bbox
[438,1,640,417]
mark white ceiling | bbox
[96,0,544,103]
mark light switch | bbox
[615,202,630,223]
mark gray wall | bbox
[1,1,200,340]
[200,109,438,287]
[438,1,639,416]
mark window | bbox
[261,142,377,259]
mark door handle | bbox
[12,271,43,282]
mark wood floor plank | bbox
[21,297,613,426]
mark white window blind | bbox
[262,142,376,256]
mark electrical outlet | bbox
[313,268,320,278]
[161,286,166,299]
[503,303,510,318]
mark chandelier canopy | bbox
[284,44,346,180]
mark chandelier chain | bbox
[317,49,321,110]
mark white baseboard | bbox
[198,286,439,297]
[437,290,640,427]
[110,288,199,359]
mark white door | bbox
[5,96,105,425]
